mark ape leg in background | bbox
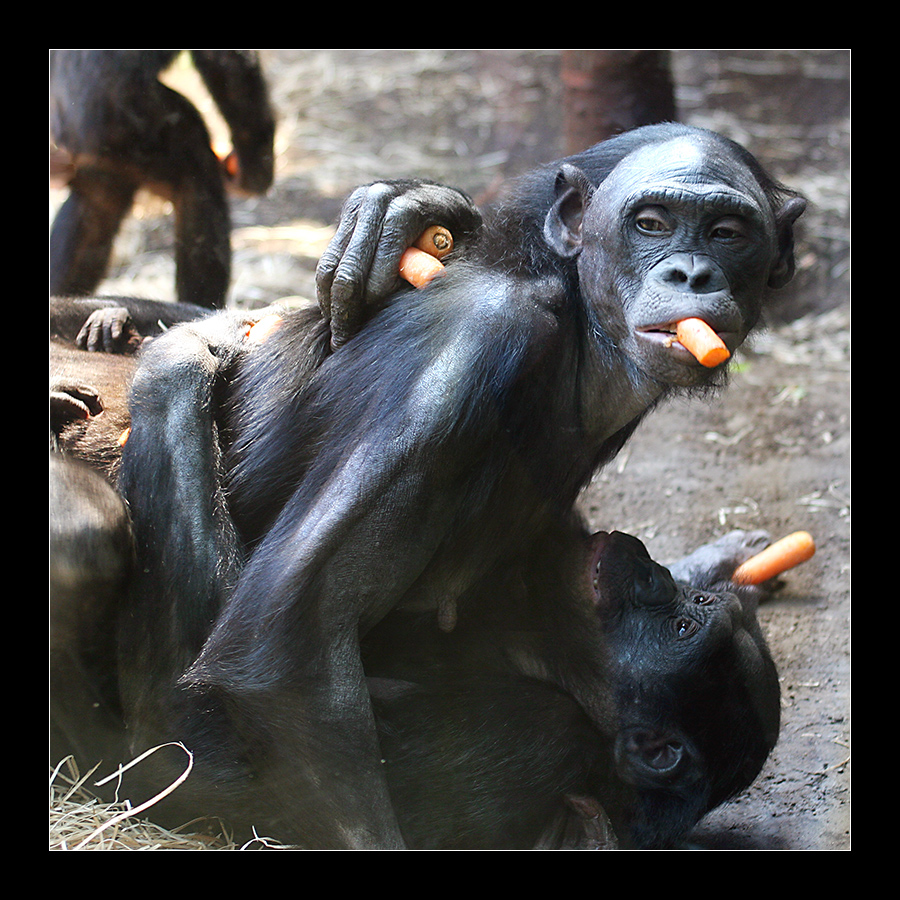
[50,166,138,299]
[50,51,275,309]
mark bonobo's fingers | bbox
[668,529,771,591]
[316,179,482,349]
[76,307,141,354]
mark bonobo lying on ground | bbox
[51,122,802,847]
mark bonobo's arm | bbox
[316,179,483,348]
[174,274,555,845]
[50,296,213,353]
[118,311,258,677]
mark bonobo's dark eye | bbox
[673,617,699,639]
[691,592,714,605]
[634,206,672,235]
[709,216,746,241]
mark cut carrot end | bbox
[732,531,816,585]
[675,317,731,367]
[117,427,131,447]
[399,247,445,288]
[414,225,454,260]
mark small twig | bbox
[73,743,194,850]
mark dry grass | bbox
[49,752,289,851]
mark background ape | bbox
[113,123,804,847]
[50,50,275,309]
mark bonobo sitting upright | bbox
[50,50,275,309]
[113,123,804,847]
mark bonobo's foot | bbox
[50,379,103,435]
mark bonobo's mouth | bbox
[635,321,738,366]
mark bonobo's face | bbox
[579,137,785,388]
[587,530,781,839]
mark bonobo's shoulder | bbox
[441,262,568,336]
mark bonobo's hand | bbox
[76,307,142,354]
[667,529,777,604]
[316,179,482,348]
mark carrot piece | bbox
[399,247,446,288]
[223,150,239,179]
[675,318,730,367]
[414,225,454,259]
[117,427,131,446]
[246,312,283,344]
[732,531,816,585]
[399,226,454,288]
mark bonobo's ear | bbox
[768,196,807,289]
[544,164,596,259]
[615,727,690,786]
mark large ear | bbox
[543,163,596,259]
[615,727,690,786]
[768,196,807,289]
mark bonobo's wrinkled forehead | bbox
[596,135,774,224]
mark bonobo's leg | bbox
[117,313,252,694]
[50,167,138,298]
[152,86,232,309]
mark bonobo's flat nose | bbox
[651,253,728,294]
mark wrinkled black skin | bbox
[50,50,275,309]
[61,124,802,847]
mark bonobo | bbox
[50,50,275,309]
[104,123,802,847]
[51,415,781,848]
[367,527,780,850]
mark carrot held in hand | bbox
[676,318,731,367]
[414,225,454,259]
[732,531,816,585]
[399,225,454,288]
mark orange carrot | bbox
[223,150,240,179]
[117,427,131,446]
[413,225,454,259]
[399,226,454,288]
[399,247,446,288]
[732,531,816,585]
[246,312,284,344]
[675,318,731,367]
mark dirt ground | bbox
[50,50,850,851]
